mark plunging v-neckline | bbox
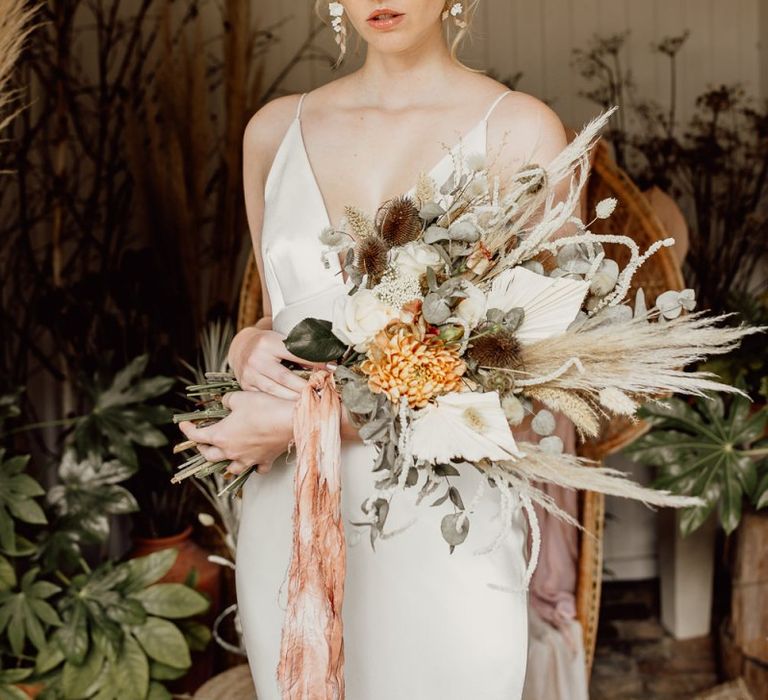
[294,116,485,232]
[293,116,485,286]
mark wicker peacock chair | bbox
[236,139,685,676]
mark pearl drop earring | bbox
[328,2,347,66]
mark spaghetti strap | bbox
[295,92,308,120]
[482,90,512,122]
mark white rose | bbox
[389,241,442,277]
[456,282,487,328]
[331,289,398,352]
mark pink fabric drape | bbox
[277,371,346,699]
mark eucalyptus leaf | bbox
[422,294,451,324]
[440,512,470,547]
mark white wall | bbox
[257,0,763,130]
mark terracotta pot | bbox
[130,525,222,693]
[14,683,44,699]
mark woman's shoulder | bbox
[480,79,568,169]
[243,94,301,151]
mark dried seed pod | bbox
[354,235,388,285]
[467,330,524,369]
[376,196,422,247]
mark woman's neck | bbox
[350,28,464,108]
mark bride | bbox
[180,1,574,698]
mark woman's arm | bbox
[227,96,317,399]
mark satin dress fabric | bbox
[235,90,532,700]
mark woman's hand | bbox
[178,390,294,475]
[227,326,315,400]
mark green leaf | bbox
[719,456,743,534]
[0,554,15,591]
[0,685,28,700]
[113,634,149,700]
[58,601,89,664]
[147,681,173,700]
[34,640,66,675]
[120,550,178,595]
[284,318,347,362]
[148,660,188,681]
[680,500,716,537]
[176,619,211,652]
[132,617,191,669]
[754,470,768,509]
[131,583,208,619]
[62,643,105,699]
[7,498,46,525]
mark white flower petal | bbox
[487,266,589,343]
[411,392,523,464]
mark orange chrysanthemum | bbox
[360,323,466,408]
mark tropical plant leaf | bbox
[62,642,106,699]
[113,634,149,700]
[629,390,768,535]
[0,567,62,656]
[0,450,47,552]
[121,550,177,594]
[130,583,208,619]
[72,355,174,468]
[132,616,191,668]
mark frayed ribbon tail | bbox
[277,370,346,699]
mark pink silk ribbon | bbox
[277,370,347,699]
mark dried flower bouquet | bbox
[173,108,763,548]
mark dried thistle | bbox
[376,196,422,247]
[354,235,388,285]
[344,205,376,239]
[468,330,524,369]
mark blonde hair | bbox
[313,1,481,68]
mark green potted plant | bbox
[0,365,212,699]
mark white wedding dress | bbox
[235,90,532,699]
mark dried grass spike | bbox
[344,205,375,239]
[376,196,422,247]
[355,236,388,285]
[524,386,602,440]
[414,172,437,206]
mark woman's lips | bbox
[366,9,405,30]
